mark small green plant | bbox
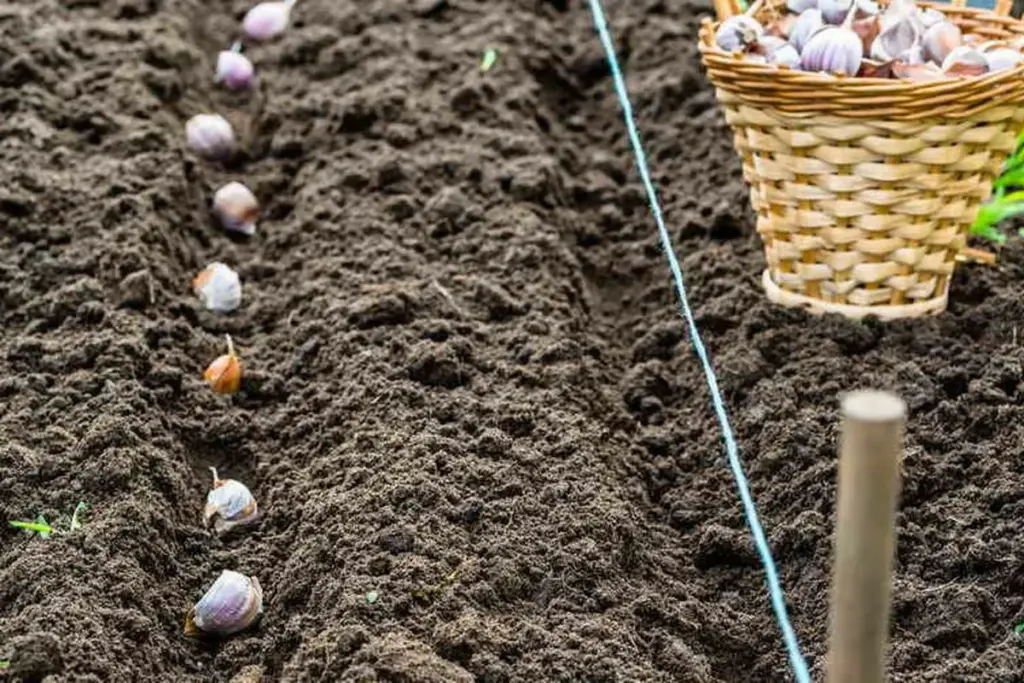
[0,659,9,669]
[1015,622,1024,635]
[8,502,88,538]
[970,129,1024,244]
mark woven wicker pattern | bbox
[699,0,1024,317]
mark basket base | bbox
[761,271,948,320]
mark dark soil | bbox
[2,0,1024,681]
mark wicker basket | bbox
[699,0,1024,319]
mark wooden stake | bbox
[827,391,906,683]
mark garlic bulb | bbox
[215,43,255,91]
[205,468,259,536]
[714,15,764,52]
[184,570,263,637]
[922,21,962,65]
[918,7,945,28]
[985,48,1024,72]
[243,0,296,41]
[193,263,242,313]
[204,335,243,395]
[820,0,854,25]
[771,43,801,68]
[185,114,236,161]
[942,46,987,76]
[790,9,824,53]
[801,21,863,76]
[213,182,259,236]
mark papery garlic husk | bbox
[922,21,962,65]
[213,181,259,236]
[893,60,946,80]
[243,0,296,41]
[185,114,236,161]
[801,23,863,75]
[715,15,764,51]
[859,58,894,77]
[184,570,263,637]
[193,263,242,313]
[215,44,255,91]
[870,12,920,61]
[942,46,988,76]
[853,15,881,54]
[786,0,818,13]
[205,468,259,536]
[820,0,854,24]
[985,47,1024,72]
[790,9,825,52]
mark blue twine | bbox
[584,1,811,680]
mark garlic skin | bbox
[185,570,263,637]
[870,12,920,62]
[892,61,946,80]
[215,43,255,91]
[204,335,243,395]
[193,263,242,313]
[243,0,296,41]
[922,21,962,65]
[984,48,1023,73]
[213,182,259,236]
[801,25,863,76]
[790,9,824,53]
[942,46,988,76]
[918,7,945,28]
[820,0,854,25]
[714,15,764,52]
[205,468,259,536]
[786,0,817,13]
[185,114,236,161]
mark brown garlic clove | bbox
[859,58,894,78]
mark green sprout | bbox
[970,128,1024,244]
[1016,622,1024,635]
[365,590,379,605]
[480,48,498,73]
[8,503,89,539]
[0,659,9,669]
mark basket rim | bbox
[699,0,1024,93]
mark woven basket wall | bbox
[699,0,1024,319]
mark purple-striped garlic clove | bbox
[801,24,863,75]
[204,468,259,536]
[215,43,255,90]
[819,0,854,24]
[184,571,263,637]
[789,8,824,52]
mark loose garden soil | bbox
[3,0,1024,681]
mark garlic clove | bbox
[243,0,296,41]
[205,468,259,536]
[819,0,854,25]
[204,335,243,395]
[186,114,237,161]
[790,9,825,53]
[985,48,1024,72]
[213,182,259,236]
[921,21,961,65]
[942,46,988,76]
[918,7,945,29]
[786,0,818,13]
[714,15,764,52]
[185,570,263,637]
[801,24,863,76]
[193,263,242,313]
[215,43,255,91]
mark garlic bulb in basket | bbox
[801,11,863,76]
[714,15,764,52]
[184,570,263,637]
[789,9,824,53]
